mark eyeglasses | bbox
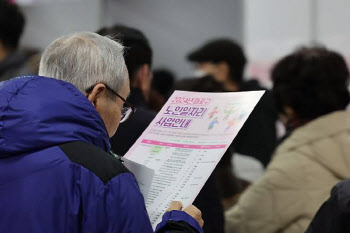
[86,84,136,123]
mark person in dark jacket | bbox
[97,25,157,156]
[306,179,350,233]
[0,32,203,233]
[187,39,278,166]
[0,1,36,81]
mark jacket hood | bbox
[276,111,350,179]
[0,76,111,157]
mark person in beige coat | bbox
[225,47,350,233]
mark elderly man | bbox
[0,32,203,233]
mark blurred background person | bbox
[98,25,157,156]
[0,1,37,81]
[225,46,350,233]
[187,39,278,167]
[148,68,175,112]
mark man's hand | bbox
[167,201,204,228]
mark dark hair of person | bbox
[97,25,152,81]
[187,39,246,84]
[0,1,25,50]
[152,69,175,98]
[272,46,350,120]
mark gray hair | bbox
[39,31,127,94]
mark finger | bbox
[167,201,183,212]
[184,205,202,218]
[199,219,204,228]
[184,205,204,228]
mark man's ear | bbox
[131,64,150,89]
[86,83,107,107]
[280,106,296,125]
[284,106,295,119]
[140,64,151,82]
[0,39,10,62]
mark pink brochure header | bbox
[141,139,227,150]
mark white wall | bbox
[104,0,244,78]
[244,0,314,86]
[19,0,244,78]
[20,0,102,50]
[244,0,350,87]
[18,0,350,84]
[318,0,350,55]
[244,0,313,61]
